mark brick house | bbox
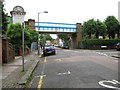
[24,19,35,30]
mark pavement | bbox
[112,55,120,58]
[1,50,42,89]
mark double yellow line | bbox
[38,57,46,90]
[38,76,43,89]
[44,57,47,63]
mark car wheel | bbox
[43,53,46,56]
[53,52,56,55]
[117,49,120,51]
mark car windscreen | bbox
[44,46,54,49]
[117,43,120,45]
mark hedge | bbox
[79,39,120,49]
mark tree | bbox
[39,34,54,45]
[57,34,69,44]
[82,19,107,39]
[2,3,9,35]
[6,23,23,54]
[45,34,53,41]
[6,23,38,54]
[104,16,119,39]
[82,19,96,38]
[94,20,107,39]
[39,35,46,46]
[27,29,38,47]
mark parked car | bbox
[43,45,56,56]
[62,44,69,49]
[115,42,120,51]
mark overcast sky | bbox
[4,0,119,24]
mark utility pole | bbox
[38,13,40,55]
[22,23,24,71]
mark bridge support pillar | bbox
[69,35,73,49]
[69,23,81,49]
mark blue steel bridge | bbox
[35,22,76,34]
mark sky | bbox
[4,0,120,39]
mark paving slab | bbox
[2,50,42,88]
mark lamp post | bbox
[22,22,24,71]
[38,11,48,55]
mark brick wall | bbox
[2,39,15,63]
[19,47,30,56]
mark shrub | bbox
[79,39,120,49]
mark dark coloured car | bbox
[62,44,69,49]
[116,42,120,51]
[43,45,56,56]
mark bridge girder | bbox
[38,31,77,34]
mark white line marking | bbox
[112,80,120,84]
[57,71,71,76]
[114,60,119,62]
[42,75,46,77]
[99,80,120,89]
[35,75,46,78]
[35,76,40,78]
[68,71,71,74]
[55,59,61,62]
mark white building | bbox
[118,1,120,22]
[10,6,26,24]
[58,39,63,47]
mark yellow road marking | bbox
[38,76,43,90]
[44,57,47,63]
[38,57,47,90]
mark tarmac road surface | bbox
[29,49,119,89]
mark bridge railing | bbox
[35,22,76,32]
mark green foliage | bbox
[6,23,38,54]
[39,34,46,45]
[39,34,54,45]
[82,19,107,39]
[104,16,119,39]
[57,34,69,44]
[94,20,107,38]
[82,19,96,38]
[80,39,120,49]
[45,34,53,41]
[26,29,38,47]
[6,23,22,48]
[2,4,9,35]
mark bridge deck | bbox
[35,22,77,33]
[38,31,76,34]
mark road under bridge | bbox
[35,22,81,49]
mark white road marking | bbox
[35,75,46,78]
[96,52,120,63]
[55,59,62,62]
[97,52,108,56]
[57,71,71,76]
[114,60,119,62]
[42,75,46,77]
[35,76,40,78]
[99,80,120,89]
[112,80,120,84]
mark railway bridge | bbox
[35,22,81,49]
